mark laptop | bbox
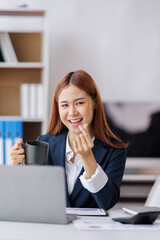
[0,165,76,224]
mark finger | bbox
[22,158,26,165]
[11,159,22,165]
[10,142,23,151]
[79,125,93,148]
[76,136,83,152]
[73,140,78,154]
[10,154,25,160]
[79,125,89,138]
[19,138,23,143]
[10,155,24,165]
[79,134,88,151]
[10,148,24,156]
[10,143,19,151]
[83,123,88,130]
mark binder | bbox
[0,32,18,62]
[30,83,37,118]
[13,120,23,145]
[0,121,4,165]
[37,83,43,118]
[0,47,4,62]
[20,84,30,118]
[4,121,13,165]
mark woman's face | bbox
[58,84,95,139]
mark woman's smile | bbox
[68,118,83,126]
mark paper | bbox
[73,218,160,231]
[66,208,108,216]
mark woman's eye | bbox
[61,104,68,108]
[76,101,84,106]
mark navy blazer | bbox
[37,130,126,210]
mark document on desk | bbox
[66,208,108,216]
[73,219,160,231]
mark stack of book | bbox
[20,83,43,119]
[0,120,23,165]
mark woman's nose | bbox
[69,105,78,115]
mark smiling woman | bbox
[10,70,127,210]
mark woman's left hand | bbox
[73,123,98,178]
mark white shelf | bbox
[0,10,46,32]
[0,116,43,122]
[0,62,44,69]
[126,157,160,168]
[123,174,157,183]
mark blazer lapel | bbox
[51,130,67,167]
[92,139,109,165]
[70,139,109,201]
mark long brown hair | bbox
[47,70,127,149]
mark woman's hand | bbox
[9,139,25,165]
[73,123,93,154]
[73,123,98,178]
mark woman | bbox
[10,70,127,210]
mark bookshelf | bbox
[0,9,49,142]
[115,158,160,208]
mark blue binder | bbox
[12,120,23,145]
[4,121,13,165]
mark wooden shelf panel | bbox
[10,33,42,62]
[0,85,19,115]
[0,68,41,83]
[0,68,41,116]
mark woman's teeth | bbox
[70,119,82,123]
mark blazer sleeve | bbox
[91,147,127,210]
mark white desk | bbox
[0,210,160,240]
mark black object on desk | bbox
[112,211,160,224]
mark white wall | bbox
[1,0,160,119]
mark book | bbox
[37,84,43,118]
[0,32,18,62]
[20,84,30,118]
[30,83,37,118]
[66,208,108,216]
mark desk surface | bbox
[0,210,160,240]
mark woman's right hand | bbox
[9,139,25,165]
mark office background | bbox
[1,0,160,119]
[0,0,160,209]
